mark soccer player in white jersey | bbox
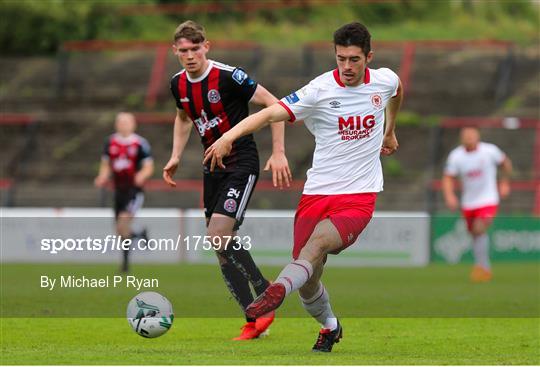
[203,22,403,352]
[442,127,512,282]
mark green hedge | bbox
[1,0,538,55]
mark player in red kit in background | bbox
[204,22,403,352]
[163,20,292,340]
[442,127,512,282]
[95,112,154,273]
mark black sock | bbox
[223,245,270,296]
[130,228,147,240]
[219,260,255,322]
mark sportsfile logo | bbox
[338,115,375,140]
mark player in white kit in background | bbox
[203,22,403,352]
[442,127,512,282]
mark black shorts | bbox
[204,169,258,231]
[114,188,144,218]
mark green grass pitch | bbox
[1,263,539,365]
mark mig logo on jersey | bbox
[338,115,376,141]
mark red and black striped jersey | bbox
[102,133,152,190]
[170,60,259,172]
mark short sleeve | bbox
[486,143,505,165]
[444,152,459,177]
[138,138,153,163]
[278,82,319,123]
[230,68,258,102]
[170,76,183,110]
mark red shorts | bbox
[292,192,377,259]
[462,205,498,232]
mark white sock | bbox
[275,260,313,296]
[472,234,490,269]
[300,282,337,330]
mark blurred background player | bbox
[442,127,512,282]
[94,112,154,273]
[204,22,402,352]
[162,20,292,340]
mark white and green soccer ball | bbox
[127,291,174,338]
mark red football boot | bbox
[232,322,259,340]
[246,283,286,319]
[255,310,275,334]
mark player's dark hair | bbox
[333,22,371,56]
[174,20,206,43]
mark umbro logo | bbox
[329,101,341,108]
[180,97,190,103]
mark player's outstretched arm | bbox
[498,156,513,198]
[203,103,290,172]
[250,85,292,188]
[163,109,193,187]
[381,78,403,156]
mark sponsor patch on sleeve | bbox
[232,68,248,84]
[285,92,300,104]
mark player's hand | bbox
[381,131,399,155]
[445,194,459,212]
[163,156,180,187]
[203,135,233,172]
[94,175,108,188]
[264,152,292,189]
[499,179,511,199]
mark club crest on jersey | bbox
[232,68,248,84]
[207,89,221,104]
[371,93,383,108]
[224,199,237,213]
[285,92,299,104]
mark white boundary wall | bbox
[1,208,430,267]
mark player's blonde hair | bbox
[174,20,206,43]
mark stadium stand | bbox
[1,41,538,214]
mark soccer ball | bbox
[127,291,174,338]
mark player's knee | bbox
[207,228,233,251]
[471,220,488,236]
[305,235,332,257]
[116,216,132,238]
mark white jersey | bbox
[444,142,505,210]
[279,68,399,195]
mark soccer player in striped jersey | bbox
[163,20,292,340]
[95,112,154,272]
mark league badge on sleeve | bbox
[232,68,248,84]
[285,92,300,104]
